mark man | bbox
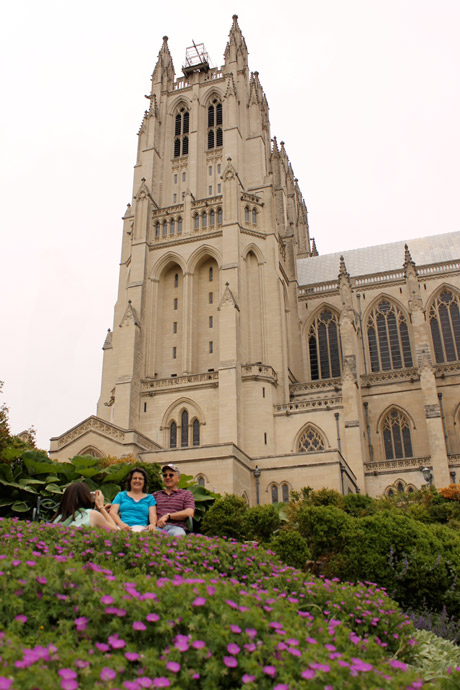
[154,464,195,537]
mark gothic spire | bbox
[224,15,248,71]
[338,256,353,308]
[311,237,318,256]
[151,35,175,88]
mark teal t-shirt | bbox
[112,491,156,526]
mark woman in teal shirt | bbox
[110,467,157,532]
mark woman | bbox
[109,467,157,532]
[53,482,117,530]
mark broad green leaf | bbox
[1,448,24,461]
[12,501,30,512]
[18,478,46,486]
[0,498,14,507]
[74,467,103,479]
[101,464,132,484]
[45,483,64,494]
[0,464,14,482]
[45,475,60,483]
[23,455,62,476]
[98,483,121,502]
[70,455,100,469]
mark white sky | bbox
[1,0,459,450]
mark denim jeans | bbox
[157,524,186,537]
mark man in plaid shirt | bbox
[154,464,195,537]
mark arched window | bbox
[382,408,413,460]
[207,99,223,150]
[252,208,257,224]
[194,214,199,230]
[282,484,289,503]
[217,208,223,224]
[210,210,215,227]
[173,107,190,158]
[192,419,200,447]
[177,217,183,234]
[271,485,279,503]
[197,475,205,487]
[245,207,250,223]
[367,300,413,372]
[209,266,213,282]
[429,290,460,363]
[298,425,325,452]
[202,213,207,228]
[308,309,341,380]
[162,220,168,236]
[170,219,175,235]
[174,273,178,288]
[181,410,189,448]
[170,421,177,449]
[155,222,160,238]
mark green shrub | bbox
[269,530,310,569]
[342,492,376,517]
[296,504,352,559]
[200,494,248,540]
[245,504,281,542]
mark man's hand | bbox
[157,514,169,528]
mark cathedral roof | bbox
[297,231,460,287]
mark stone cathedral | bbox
[50,16,460,503]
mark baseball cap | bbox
[162,463,180,474]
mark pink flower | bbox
[192,640,205,649]
[37,576,47,584]
[108,634,126,649]
[153,679,170,688]
[388,659,408,671]
[125,652,140,661]
[58,669,77,679]
[133,621,147,631]
[242,674,255,683]
[245,628,257,638]
[61,681,78,690]
[100,667,117,681]
[137,679,153,688]
[96,642,110,652]
[230,624,242,633]
[223,656,238,668]
[0,678,12,690]
[192,597,206,606]
[227,643,240,655]
[263,666,276,677]
[301,670,315,680]
[101,595,114,604]
[166,662,180,672]
[74,617,88,631]
[14,615,27,623]
[274,685,289,690]
[146,613,160,622]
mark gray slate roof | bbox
[297,231,460,287]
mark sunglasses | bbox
[162,473,175,478]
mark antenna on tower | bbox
[182,41,213,75]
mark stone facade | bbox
[50,17,460,504]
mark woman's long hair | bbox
[126,467,149,492]
[54,482,93,522]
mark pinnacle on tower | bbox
[151,35,175,87]
[224,14,248,70]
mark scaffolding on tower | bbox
[182,42,212,75]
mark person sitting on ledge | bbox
[154,464,195,537]
[109,467,157,532]
[53,483,117,530]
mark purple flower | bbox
[263,666,276,677]
[192,640,205,649]
[137,679,153,689]
[100,667,117,681]
[192,597,206,606]
[242,675,255,684]
[108,634,126,649]
[388,659,408,671]
[101,595,114,604]
[37,576,47,584]
[0,680,13,690]
[227,643,240,655]
[306,637,317,644]
[133,621,147,631]
[351,658,373,672]
[74,616,88,631]
[301,670,315,680]
[96,642,110,652]
[146,613,160,622]
[61,681,78,690]
[274,685,289,690]
[166,662,180,672]
[14,615,27,623]
[125,652,140,661]
[152,679,170,688]
[58,669,77,680]
[245,628,257,639]
[223,656,238,668]
[230,624,242,633]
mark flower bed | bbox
[0,518,456,689]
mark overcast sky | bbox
[1,0,459,450]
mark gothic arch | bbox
[241,243,265,265]
[150,252,186,282]
[162,397,205,449]
[241,491,249,505]
[385,479,417,496]
[204,89,224,106]
[377,406,414,460]
[294,423,329,452]
[363,294,413,372]
[168,96,192,117]
[426,284,460,364]
[267,482,280,503]
[376,404,416,433]
[187,245,222,275]
[78,446,103,458]
[162,397,205,427]
[194,473,209,487]
[304,304,342,381]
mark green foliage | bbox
[342,492,376,517]
[245,504,281,542]
[407,630,460,683]
[296,504,353,559]
[269,530,311,569]
[176,472,219,531]
[201,494,249,540]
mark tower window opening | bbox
[209,186,212,196]
[174,298,178,310]
[174,174,178,184]
[209,266,213,281]
[172,346,177,359]
[155,222,160,238]
[178,217,183,233]
[174,273,178,288]
[194,214,199,230]
[245,207,250,223]
[209,341,213,354]
[209,166,212,176]
[193,419,200,446]
[181,410,189,447]
[163,220,168,236]
[207,99,223,150]
[217,163,221,174]
[217,183,221,193]
[182,172,186,182]
[202,213,207,228]
[170,219,175,235]
[209,292,213,304]
[170,421,177,449]
[217,208,222,224]
[144,402,147,412]
[209,315,213,328]
[210,210,215,226]
[173,107,190,158]
[252,208,257,224]
[173,321,177,333]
